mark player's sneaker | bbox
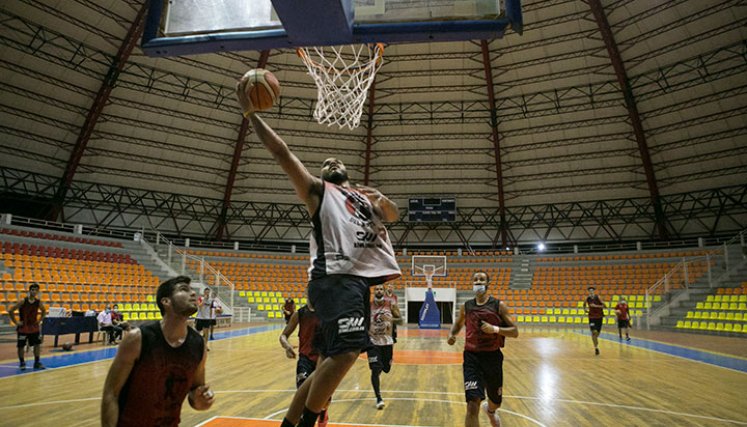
[595,348,600,355]
[19,361,26,371]
[317,410,329,427]
[33,361,45,370]
[376,398,385,410]
[481,402,502,427]
[626,336,631,342]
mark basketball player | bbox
[196,288,216,349]
[448,271,518,427]
[614,297,632,341]
[8,283,47,370]
[283,296,296,324]
[237,75,401,427]
[279,303,329,427]
[101,276,214,426]
[368,284,402,409]
[583,286,607,355]
[384,283,399,343]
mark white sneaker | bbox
[376,399,385,410]
[481,402,501,427]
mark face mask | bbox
[105,309,111,313]
[473,285,486,294]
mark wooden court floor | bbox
[0,324,745,427]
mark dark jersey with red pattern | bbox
[586,296,605,319]
[297,305,320,362]
[465,297,505,353]
[18,298,41,334]
[117,321,204,427]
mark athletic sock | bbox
[279,418,294,427]
[297,406,319,427]
[371,369,382,400]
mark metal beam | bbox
[215,50,271,239]
[588,0,668,240]
[50,3,148,221]
[481,40,509,248]
[363,78,377,185]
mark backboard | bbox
[142,0,522,56]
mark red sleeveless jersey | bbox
[117,322,204,427]
[586,296,604,319]
[298,306,320,362]
[18,298,41,334]
[464,297,505,352]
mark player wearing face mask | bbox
[367,284,402,410]
[447,272,519,427]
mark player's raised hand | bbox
[236,72,256,117]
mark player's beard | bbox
[323,169,348,185]
[178,302,198,317]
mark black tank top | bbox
[298,306,320,362]
[465,297,505,352]
[118,321,204,427]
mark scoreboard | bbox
[408,197,456,222]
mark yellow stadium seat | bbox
[247,297,255,303]
[540,316,548,323]
[576,301,584,308]
[239,291,246,297]
[257,304,265,311]
[516,315,525,323]
[690,321,699,329]
[301,298,307,304]
[706,295,715,302]
[561,309,570,315]
[724,323,733,332]
[676,320,684,328]
[729,303,738,310]
[147,312,156,320]
[146,295,154,302]
[705,322,716,331]
[685,311,693,318]
[735,313,743,321]
[532,315,540,322]
[696,302,704,309]
[139,312,148,320]
[268,312,275,319]
[683,321,691,329]
[549,316,557,323]
[715,323,725,331]
[733,324,743,333]
[574,317,582,324]
[739,295,747,303]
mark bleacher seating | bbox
[0,228,123,248]
[676,283,747,334]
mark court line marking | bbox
[1,388,744,425]
[263,398,544,427]
[212,388,747,426]
[582,330,747,374]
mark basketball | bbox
[243,68,280,111]
[61,342,73,351]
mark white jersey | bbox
[197,297,215,320]
[309,182,401,284]
[370,299,394,346]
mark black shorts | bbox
[463,350,503,403]
[589,318,603,333]
[367,345,393,373]
[17,332,41,348]
[617,319,630,328]
[195,319,215,331]
[296,354,318,388]
[308,275,370,357]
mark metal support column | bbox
[480,40,509,248]
[588,0,668,240]
[50,3,148,220]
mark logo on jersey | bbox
[296,371,309,384]
[339,187,373,222]
[464,381,479,391]
[338,317,365,334]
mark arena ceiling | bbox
[0,0,745,246]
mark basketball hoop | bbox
[297,43,384,130]
[412,255,447,289]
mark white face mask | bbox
[473,285,486,294]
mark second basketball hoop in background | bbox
[242,68,281,111]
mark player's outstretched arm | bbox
[248,114,322,215]
[188,347,215,410]
[101,327,142,427]
[355,184,399,222]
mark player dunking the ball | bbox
[237,71,401,427]
[448,271,518,427]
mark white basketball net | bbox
[297,43,384,130]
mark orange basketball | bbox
[62,342,73,351]
[244,68,281,111]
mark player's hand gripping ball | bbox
[236,69,281,116]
